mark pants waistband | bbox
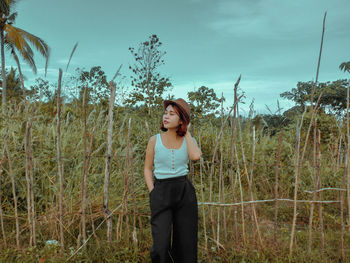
[154,175,187,183]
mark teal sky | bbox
[6,0,350,114]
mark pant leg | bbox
[171,178,198,263]
[150,183,173,263]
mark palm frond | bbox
[5,24,53,74]
[0,0,17,15]
[7,11,17,23]
[5,25,37,73]
[5,24,33,56]
[0,0,9,14]
[66,42,78,72]
[339,62,350,73]
[12,26,49,59]
[44,54,49,77]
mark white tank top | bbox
[153,133,189,179]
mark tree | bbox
[126,34,172,115]
[0,0,50,113]
[187,85,222,123]
[74,66,109,104]
[27,77,53,102]
[280,80,350,116]
[252,113,292,136]
[0,66,21,101]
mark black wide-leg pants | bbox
[149,175,198,263]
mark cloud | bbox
[57,58,80,67]
[207,0,347,41]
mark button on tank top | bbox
[154,133,189,179]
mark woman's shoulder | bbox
[148,134,159,144]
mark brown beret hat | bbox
[163,98,190,121]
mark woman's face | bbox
[163,105,182,129]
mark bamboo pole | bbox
[28,107,36,246]
[89,199,100,248]
[340,147,346,261]
[199,134,208,251]
[82,125,96,244]
[216,93,225,246]
[220,99,227,242]
[13,49,36,246]
[81,86,88,242]
[221,148,227,241]
[234,142,246,244]
[274,129,283,242]
[57,68,64,250]
[347,68,350,231]
[307,124,318,255]
[290,90,323,257]
[0,154,7,247]
[4,139,19,248]
[208,76,242,241]
[112,150,129,241]
[229,80,239,241]
[289,112,305,257]
[216,132,223,247]
[122,118,131,241]
[316,129,325,256]
[24,111,33,246]
[199,199,341,206]
[237,114,262,247]
[129,139,139,245]
[298,11,327,256]
[104,80,116,242]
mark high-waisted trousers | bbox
[149,175,198,263]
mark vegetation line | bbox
[198,198,341,206]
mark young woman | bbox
[144,98,202,263]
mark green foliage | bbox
[252,113,292,136]
[27,77,53,102]
[0,67,21,101]
[73,66,110,103]
[280,79,350,116]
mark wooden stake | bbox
[57,68,64,250]
[13,49,36,246]
[307,125,318,255]
[229,81,239,241]
[234,142,246,245]
[104,80,116,242]
[0,154,7,247]
[340,143,346,261]
[4,139,19,248]
[316,129,325,256]
[81,86,88,242]
[237,116,262,247]
[199,134,208,251]
[274,129,283,242]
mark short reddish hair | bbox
[160,103,189,137]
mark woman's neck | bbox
[165,128,179,139]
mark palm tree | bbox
[0,0,50,114]
[340,62,350,74]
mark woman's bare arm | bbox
[144,135,156,192]
[185,129,202,161]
